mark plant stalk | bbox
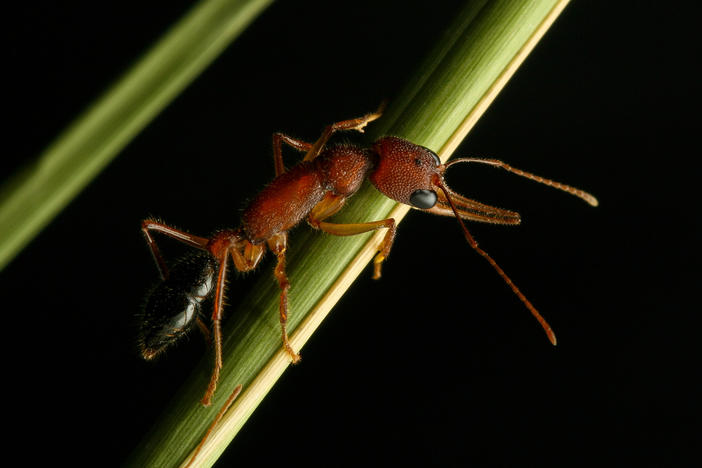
[128,1,572,467]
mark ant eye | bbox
[409,189,437,209]
[429,151,440,166]
[420,146,441,166]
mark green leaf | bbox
[126,1,572,467]
[0,0,272,270]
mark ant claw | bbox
[372,254,386,279]
[283,339,301,363]
[352,123,369,133]
[288,351,302,364]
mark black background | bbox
[4,1,698,466]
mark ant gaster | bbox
[138,105,598,406]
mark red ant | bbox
[138,105,598,406]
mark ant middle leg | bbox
[202,232,264,406]
[201,247,229,406]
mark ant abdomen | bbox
[139,251,217,360]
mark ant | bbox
[138,105,598,406]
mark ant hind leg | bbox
[201,248,229,406]
[141,219,210,280]
[267,232,301,363]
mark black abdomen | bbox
[139,251,216,359]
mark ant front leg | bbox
[303,103,385,162]
[267,232,301,363]
[308,193,396,279]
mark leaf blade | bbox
[0,0,272,270]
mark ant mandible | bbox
[138,105,598,406]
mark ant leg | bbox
[201,247,229,407]
[308,194,396,279]
[318,219,396,280]
[184,384,243,468]
[272,133,313,177]
[200,231,263,406]
[267,232,301,363]
[196,317,211,343]
[141,219,209,279]
[303,103,386,162]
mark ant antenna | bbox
[436,181,558,345]
[436,157,598,344]
[445,158,599,207]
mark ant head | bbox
[368,138,597,347]
[370,136,445,209]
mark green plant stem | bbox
[128,1,571,467]
[0,0,272,271]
